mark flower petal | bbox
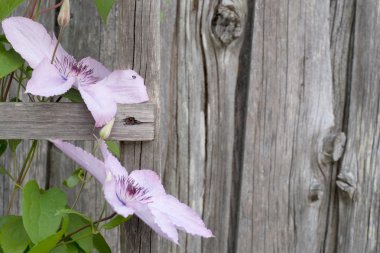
[26,58,74,97]
[78,84,117,127]
[128,170,166,198]
[50,139,106,184]
[2,17,54,68]
[131,202,179,244]
[78,57,111,80]
[103,175,135,217]
[150,195,213,238]
[100,140,128,178]
[96,70,149,104]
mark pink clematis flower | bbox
[51,139,213,244]
[2,17,149,127]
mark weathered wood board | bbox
[1,0,380,252]
[0,103,155,140]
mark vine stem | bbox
[51,28,64,64]
[40,0,64,15]
[60,212,117,243]
[2,72,14,101]
[6,140,38,214]
[71,140,101,209]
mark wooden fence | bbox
[1,0,380,252]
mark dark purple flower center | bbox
[54,56,100,85]
[115,176,152,205]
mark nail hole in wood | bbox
[123,117,141,125]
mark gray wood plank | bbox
[335,1,380,252]
[236,0,337,252]
[0,102,155,141]
[114,0,163,252]
[159,1,249,252]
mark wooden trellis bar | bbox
[0,102,155,141]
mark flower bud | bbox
[99,118,115,140]
[57,0,70,27]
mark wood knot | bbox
[211,5,242,45]
[309,181,324,202]
[318,132,346,166]
[123,117,141,125]
[336,171,357,200]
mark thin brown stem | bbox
[61,212,117,242]
[51,28,64,64]
[29,0,38,19]
[6,140,38,214]
[2,72,14,101]
[40,0,64,14]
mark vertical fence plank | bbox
[115,1,162,252]
[160,1,249,252]
[336,1,380,252]
[236,0,336,252]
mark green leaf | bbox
[0,216,30,253]
[93,0,116,23]
[50,245,68,253]
[106,140,120,158]
[25,66,33,79]
[51,244,79,253]
[102,215,132,230]
[0,140,7,157]
[22,180,68,244]
[62,88,83,103]
[0,35,8,44]
[67,214,94,253]
[0,0,25,21]
[8,139,22,153]
[0,43,24,78]
[56,209,92,223]
[29,215,69,253]
[63,169,85,188]
[93,233,111,253]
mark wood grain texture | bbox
[114,0,163,252]
[160,0,249,252]
[2,0,380,252]
[336,1,380,252]
[0,102,155,141]
[236,0,336,252]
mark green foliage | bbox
[28,215,69,253]
[63,169,85,188]
[0,0,25,21]
[106,140,120,158]
[62,89,84,103]
[67,214,93,253]
[0,216,30,253]
[0,140,7,157]
[8,139,22,153]
[22,180,68,244]
[0,43,24,78]
[102,215,132,230]
[93,0,116,23]
[93,233,111,253]
[56,209,92,224]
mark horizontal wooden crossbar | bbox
[0,102,155,141]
